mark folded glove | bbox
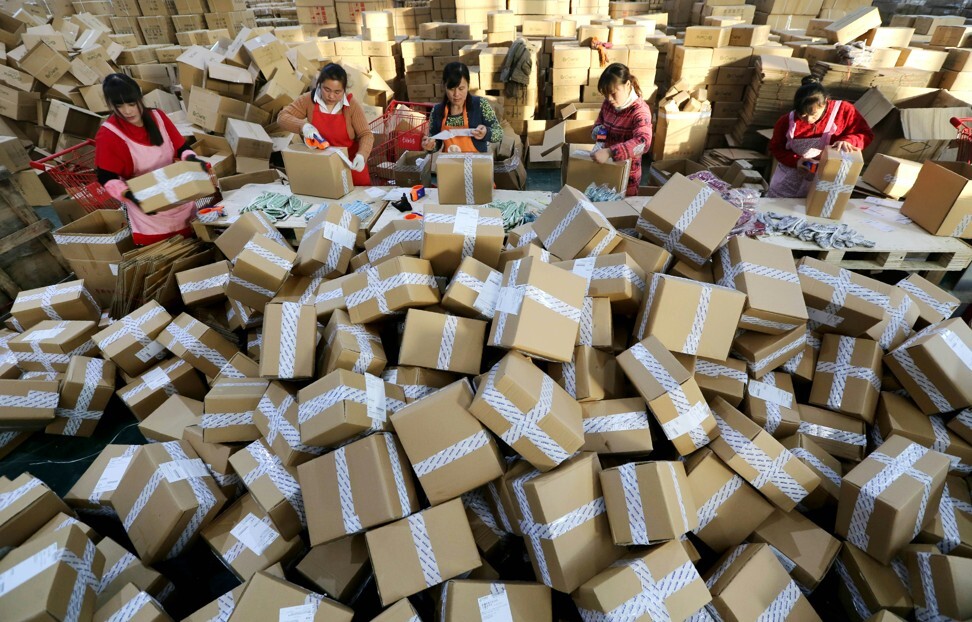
[351,154,366,172]
[302,123,324,142]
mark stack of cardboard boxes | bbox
[296,0,339,38]
[731,54,810,149]
[753,0,823,31]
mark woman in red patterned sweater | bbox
[591,63,653,197]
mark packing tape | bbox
[98,551,137,594]
[487,480,514,533]
[694,359,748,384]
[897,278,957,320]
[713,414,808,505]
[165,319,231,373]
[915,551,942,622]
[834,558,871,621]
[315,285,344,306]
[425,207,503,260]
[462,489,505,537]
[161,443,217,559]
[815,154,854,219]
[717,248,801,290]
[214,590,236,621]
[682,285,712,355]
[642,186,712,266]
[789,447,842,489]
[241,441,306,528]
[335,323,379,374]
[462,156,475,204]
[132,169,211,204]
[816,335,881,413]
[578,559,701,622]
[754,373,783,435]
[491,259,582,347]
[54,227,132,246]
[952,214,972,238]
[200,411,254,429]
[582,410,651,434]
[0,539,98,619]
[407,512,442,587]
[560,359,577,398]
[938,484,962,554]
[276,302,302,379]
[106,590,154,622]
[120,360,180,402]
[545,198,604,249]
[367,228,423,264]
[890,326,954,413]
[296,382,404,427]
[334,445,362,534]
[57,358,107,436]
[629,343,710,448]
[798,421,866,448]
[748,331,807,376]
[346,265,437,318]
[758,580,801,621]
[590,263,647,293]
[413,429,491,478]
[241,240,293,272]
[847,442,932,552]
[706,543,749,589]
[0,477,43,513]
[929,415,972,475]
[513,229,538,249]
[695,474,743,533]
[382,433,413,516]
[635,274,661,341]
[0,389,59,409]
[321,211,356,275]
[179,274,229,294]
[667,461,691,533]
[577,297,594,348]
[797,265,889,333]
[879,295,913,351]
[228,274,275,299]
[617,463,649,544]
[480,366,570,465]
[16,283,92,321]
[437,315,458,370]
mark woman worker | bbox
[422,62,503,154]
[591,63,653,197]
[278,63,374,186]
[96,73,209,245]
[768,76,873,198]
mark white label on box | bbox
[278,604,316,622]
[365,373,387,422]
[109,263,119,276]
[24,326,66,342]
[807,308,843,328]
[134,340,165,363]
[478,589,514,622]
[159,458,210,483]
[92,455,133,495]
[748,380,794,409]
[0,543,59,598]
[474,271,503,314]
[453,206,480,237]
[495,286,524,315]
[229,513,280,556]
[571,257,597,286]
[141,367,170,391]
[323,222,356,250]
[943,331,972,370]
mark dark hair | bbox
[598,63,642,98]
[440,62,471,108]
[103,73,163,146]
[793,76,829,117]
[315,63,348,92]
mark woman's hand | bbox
[833,140,859,152]
[351,154,366,172]
[592,148,613,164]
[471,125,488,140]
[422,137,436,152]
[302,123,324,143]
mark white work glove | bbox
[302,123,324,142]
[351,154,366,172]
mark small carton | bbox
[298,433,419,547]
[634,273,746,360]
[227,572,353,621]
[91,300,170,376]
[554,253,647,316]
[259,302,316,380]
[637,173,740,268]
[351,220,424,270]
[229,440,306,540]
[344,256,439,324]
[533,185,620,260]
[824,6,882,43]
[112,440,228,564]
[282,144,354,200]
[580,397,653,456]
[709,397,820,512]
[392,380,504,505]
[116,358,207,421]
[93,584,168,622]
[93,539,172,606]
[251,381,324,468]
[563,149,632,197]
[901,160,972,238]
[294,204,360,278]
[214,212,291,264]
[398,309,486,375]
[393,151,432,188]
[64,444,138,516]
[441,256,503,320]
[294,535,370,603]
[227,235,297,310]
[835,436,950,564]
[127,161,216,215]
[684,25,731,48]
[694,356,748,408]
[201,493,303,581]
[487,257,586,363]
[10,280,101,331]
[752,508,841,592]
[797,257,890,336]
[182,425,244,499]
[201,379,268,443]
[382,366,458,404]
[296,369,405,448]
[861,154,922,200]
[865,286,920,352]
[0,473,71,549]
[896,274,959,329]
[440,580,551,621]
[618,335,717,455]
[806,147,864,219]
[744,371,799,438]
[436,154,494,206]
[902,548,972,621]
[733,325,808,380]
[876,392,972,475]
[47,356,116,437]
[157,313,241,380]
[779,434,843,509]
[550,345,623,402]
[319,309,387,377]
[884,318,972,415]
[9,319,98,372]
[469,351,584,472]
[0,378,59,431]
[574,541,710,621]
[365,498,480,605]
[809,335,882,422]
[600,461,698,545]
[421,204,504,276]
[835,542,913,619]
[177,261,232,308]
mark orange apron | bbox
[442,106,478,153]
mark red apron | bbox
[441,106,478,153]
[311,95,372,186]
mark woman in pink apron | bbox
[768,77,874,198]
[96,74,208,246]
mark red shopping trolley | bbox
[30,138,221,214]
[950,117,972,164]
[366,100,436,186]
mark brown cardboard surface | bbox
[294,204,361,278]
[441,580,551,621]
[807,147,864,220]
[127,161,216,215]
[295,534,370,603]
[901,160,972,238]
[436,153,494,205]
[259,302,316,380]
[779,434,843,509]
[319,309,387,377]
[809,335,883,423]
[10,280,101,331]
[744,371,800,439]
[533,185,620,260]
[798,257,890,337]
[282,144,354,200]
[421,204,504,276]
[752,508,840,590]
[91,301,170,377]
[861,153,922,200]
[601,461,698,545]
[884,318,972,415]
[344,256,439,324]
[139,395,203,443]
[296,369,404,447]
[226,571,353,621]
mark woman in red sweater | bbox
[768,76,873,198]
[592,63,653,197]
[95,74,209,245]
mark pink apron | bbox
[767,100,842,199]
[102,110,195,240]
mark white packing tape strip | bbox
[0,478,43,513]
[815,154,854,219]
[57,357,108,436]
[276,302,302,379]
[897,278,957,320]
[629,343,710,449]
[345,266,437,318]
[816,335,880,412]
[797,421,867,448]
[407,512,442,587]
[54,227,131,246]
[694,474,743,533]
[437,315,458,370]
[241,441,306,527]
[641,187,712,266]
[413,429,491,478]
[682,285,712,355]
[579,558,700,622]
[694,359,749,384]
[789,447,841,489]
[617,463,649,544]
[132,169,211,204]
[582,411,651,434]
[798,264,889,332]
[180,273,229,294]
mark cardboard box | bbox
[201,378,267,443]
[441,256,503,320]
[563,148,632,197]
[227,571,352,622]
[436,154,494,205]
[319,308,386,377]
[0,473,70,549]
[550,343,622,400]
[296,369,405,447]
[398,309,486,375]
[294,535,369,602]
[694,356,748,408]
[343,256,438,324]
[823,7,881,43]
[64,444,138,516]
[806,147,864,219]
[600,461,697,545]
[139,394,203,443]
[93,583,169,622]
[177,261,232,308]
[112,440,228,564]
[20,41,70,87]
[91,301,170,376]
[251,380,324,468]
[901,160,972,238]
[214,211,291,264]
[391,379,504,505]
[10,279,101,331]
[835,435,950,564]
[903,549,972,621]
[744,371,799,438]
[9,319,98,372]
[580,397,653,455]
[47,355,116,437]
[351,220,424,270]
[779,434,843,509]
[835,542,913,619]
[226,234,297,310]
[127,161,215,215]
[393,151,432,188]
[709,397,820,512]
[381,366,458,404]
[470,351,584,472]
[861,153,922,200]
[225,118,273,165]
[877,391,972,475]
[46,99,103,139]
[684,25,731,48]
[440,580,551,621]
[116,358,208,421]
[229,440,306,539]
[0,135,30,173]
[157,313,241,380]
[809,334,882,422]
[730,24,770,46]
[421,205,504,276]
[797,403,867,462]
[884,318,972,415]
[260,302,316,380]
[534,185,620,260]
[283,144,354,200]
[797,257,890,336]
[365,497,480,605]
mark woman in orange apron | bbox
[278,63,374,186]
[422,62,503,154]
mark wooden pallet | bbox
[0,167,71,311]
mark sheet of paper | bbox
[431,128,475,140]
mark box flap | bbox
[854,87,895,128]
